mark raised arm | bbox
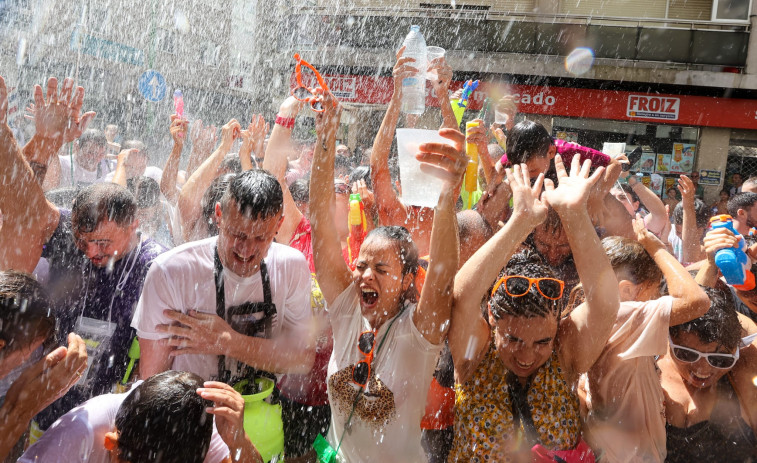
[626,175,668,236]
[634,217,709,326]
[678,174,706,263]
[371,47,414,225]
[545,156,620,379]
[412,129,467,344]
[111,149,138,187]
[178,119,239,242]
[449,166,547,383]
[160,115,188,204]
[239,114,267,171]
[263,98,306,245]
[428,57,457,130]
[310,92,353,304]
[0,76,61,272]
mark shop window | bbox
[726,145,757,182]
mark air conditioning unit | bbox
[711,0,752,23]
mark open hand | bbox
[416,128,468,191]
[190,119,218,154]
[678,174,695,206]
[198,381,246,448]
[542,155,604,214]
[496,95,517,131]
[240,114,268,155]
[32,77,96,144]
[506,164,547,229]
[158,310,235,357]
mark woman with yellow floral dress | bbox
[447,157,620,462]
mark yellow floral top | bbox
[447,343,581,462]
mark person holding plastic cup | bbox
[310,89,466,462]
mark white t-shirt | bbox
[58,155,112,188]
[18,382,229,463]
[326,283,441,463]
[667,228,686,265]
[131,237,312,380]
[102,165,164,184]
[581,296,673,463]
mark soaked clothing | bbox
[289,215,315,273]
[448,345,581,463]
[37,210,165,428]
[665,375,757,463]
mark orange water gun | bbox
[347,193,367,270]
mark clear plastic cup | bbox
[396,128,450,208]
[426,46,446,80]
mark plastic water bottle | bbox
[401,25,427,115]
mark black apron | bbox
[213,247,277,385]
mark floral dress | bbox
[448,343,581,462]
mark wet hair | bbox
[669,286,741,352]
[289,178,310,206]
[672,198,711,227]
[489,250,562,320]
[220,169,283,221]
[45,187,79,209]
[220,153,242,174]
[365,226,418,277]
[0,271,54,356]
[201,173,236,236]
[78,129,107,148]
[727,192,757,217]
[539,207,564,236]
[602,236,662,286]
[126,176,160,209]
[121,140,148,159]
[614,183,640,205]
[348,166,372,190]
[457,210,493,247]
[114,371,213,463]
[505,120,554,165]
[71,183,137,233]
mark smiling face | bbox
[490,312,558,380]
[352,235,412,322]
[215,201,283,277]
[668,331,735,389]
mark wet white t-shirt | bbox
[326,283,441,463]
[581,296,673,463]
[18,382,229,463]
[58,155,112,188]
[131,237,312,380]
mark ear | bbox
[215,203,223,224]
[618,279,637,302]
[0,339,5,351]
[401,272,414,293]
[275,213,285,232]
[104,431,119,452]
[547,144,557,160]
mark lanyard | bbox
[213,246,272,384]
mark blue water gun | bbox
[457,79,479,108]
[710,215,756,291]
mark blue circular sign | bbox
[138,70,167,102]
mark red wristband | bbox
[275,115,295,130]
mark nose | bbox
[85,242,102,259]
[361,266,375,281]
[234,238,254,259]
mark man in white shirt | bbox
[132,169,315,383]
[55,129,114,189]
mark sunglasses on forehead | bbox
[491,275,565,300]
[668,336,739,369]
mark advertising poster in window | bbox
[636,152,657,173]
[670,143,695,174]
[656,153,672,173]
[664,177,678,197]
[555,131,578,143]
[649,173,664,196]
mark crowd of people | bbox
[0,47,755,463]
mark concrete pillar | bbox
[697,127,731,204]
[745,0,757,74]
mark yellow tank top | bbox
[448,343,581,462]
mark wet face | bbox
[352,236,412,321]
[532,224,572,268]
[491,312,558,380]
[124,151,149,179]
[215,201,283,277]
[524,155,552,180]
[79,141,107,170]
[611,187,638,216]
[74,219,138,267]
[669,331,735,389]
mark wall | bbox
[697,126,732,203]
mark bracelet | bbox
[275,115,295,130]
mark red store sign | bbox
[290,73,757,130]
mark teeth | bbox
[361,288,378,295]
[517,360,534,368]
[692,373,710,380]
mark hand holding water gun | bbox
[709,215,756,291]
[347,193,368,269]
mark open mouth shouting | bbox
[360,286,379,308]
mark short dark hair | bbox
[71,183,137,233]
[126,176,160,209]
[457,210,493,245]
[289,178,310,206]
[505,120,554,165]
[669,286,741,352]
[602,236,662,286]
[0,271,55,356]
[220,169,283,220]
[220,153,242,174]
[115,371,213,463]
[78,129,107,148]
[202,173,236,237]
[365,226,418,277]
[489,250,561,320]
[727,192,757,217]
[672,198,711,227]
[614,183,640,204]
[348,166,372,190]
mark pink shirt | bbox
[581,296,673,463]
